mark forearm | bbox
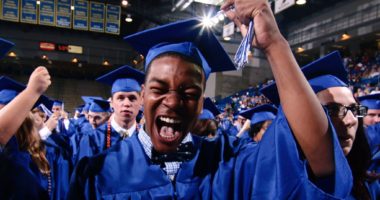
[265,39,334,176]
[0,89,40,145]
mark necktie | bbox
[151,142,195,165]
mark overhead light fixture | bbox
[296,0,306,5]
[102,60,110,66]
[41,55,48,60]
[121,0,128,7]
[36,0,40,5]
[296,47,305,53]
[341,32,351,41]
[125,14,133,22]
[8,51,17,57]
[71,6,75,10]
[223,36,231,41]
[72,58,78,63]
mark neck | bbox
[113,114,135,129]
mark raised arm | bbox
[0,66,51,145]
[222,0,333,177]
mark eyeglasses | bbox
[324,103,368,118]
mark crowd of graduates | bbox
[1,0,380,199]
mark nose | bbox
[123,98,132,107]
[163,90,183,110]
[343,110,357,127]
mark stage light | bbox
[36,0,40,5]
[296,47,305,53]
[223,36,231,41]
[71,6,75,10]
[8,51,16,57]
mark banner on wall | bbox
[39,0,55,26]
[21,0,37,24]
[1,0,19,22]
[90,1,104,32]
[73,0,88,30]
[56,0,71,28]
[105,4,120,35]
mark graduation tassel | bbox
[234,20,254,70]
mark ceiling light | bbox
[72,58,78,63]
[296,0,306,5]
[121,0,128,6]
[102,60,110,66]
[341,33,351,41]
[125,14,132,22]
[223,36,231,41]
[296,47,305,53]
[36,0,40,5]
[8,51,16,57]
[71,6,75,10]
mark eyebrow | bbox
[148,78,168,87]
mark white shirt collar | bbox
[111,115,136,138]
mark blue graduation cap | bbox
[52,100,63,107]
[359,93,380,110]
[75,104,85,113]
[124,18,236,79]
[0,76,52,109]
[89,99,111,113]
[96,65,145,94]
[81,96,103,104]
[260,51,348,105]
[199,98,220,120]
[239,104,277,125]
[0,38,14,59]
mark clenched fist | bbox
[27,66,51,95]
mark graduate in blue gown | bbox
[51,100,76,138]
[261,51,378,199]
[71,98,111,164]
[0,64,52,199]
[359,94,380,155]
[191,98,220,139]
[68,1,353,198]
[237,104,277,142]
[76,66,144,160]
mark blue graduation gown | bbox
[68,108,352,199]
[70,122,94,165]
[366,123,380,156]
[44,136,73,200]
[0,136,49,200]
[75,122,137,162]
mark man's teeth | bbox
[159,116,181,124]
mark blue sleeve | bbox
[247,107,352,199]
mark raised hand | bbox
[221,0,284,52]
[27,66,51,95]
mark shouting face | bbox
[142,55,205,153]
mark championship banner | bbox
[21,0,37,24]
[56,0,71,28]
[73,0,88,30]
[105,4,120,35]
[1,0,19,22]
[274,0,295,14]
[39,0,55,26]
[90,1,104,32]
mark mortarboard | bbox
[96,65,145,94]
[358,93,380,110]
[260,51,348,105]
[52,100,63,107]
[0,76,52,108]
[124,18,236,79]
[89,99,111,113]
[0,38,14,59]
[81,96,103,112]
[75,105,85,113]
[199,98,220,120]
[239,104,277,125]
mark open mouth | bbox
[156,116,182,143]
